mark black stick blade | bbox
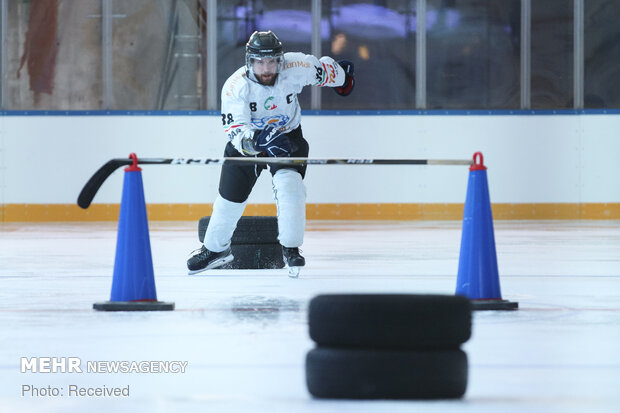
[77,159,132,209]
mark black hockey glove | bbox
[252,126,292,157]
[334,60,355,97]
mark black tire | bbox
[309,294,471,349]
[222,244,285,269]
[306,347,468,399]
[198,216,279,244]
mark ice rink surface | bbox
[1,219,619,413]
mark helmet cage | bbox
[246,52,284,76]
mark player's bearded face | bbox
[252,57,279,85]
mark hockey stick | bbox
[77,155,472,209]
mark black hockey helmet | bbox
[245,31,284,74]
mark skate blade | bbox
[187,254,234,275]
[288,267,301,278]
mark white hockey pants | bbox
[273,168,306,248]
[204,168,306,252]
[203,195,246,252]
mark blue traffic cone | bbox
[456,152,517,311]
[94,153,174,311]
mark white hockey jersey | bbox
[221,52,346,154]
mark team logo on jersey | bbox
[264,96,277,110]
[251,114,290,129]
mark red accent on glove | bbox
[335,74,355,96]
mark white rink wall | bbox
[1,114,619,205]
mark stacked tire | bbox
[306,294,472,399]
[198,216,284,269]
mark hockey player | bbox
[187,30,355,276]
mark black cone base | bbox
[93,301,175,311]
[470,299,518,311]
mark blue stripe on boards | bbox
[1,109,619,116]
[0,110,219,116]
[302,109,620,116]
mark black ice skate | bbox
[187,246,233,275]
[282,246,305,278]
